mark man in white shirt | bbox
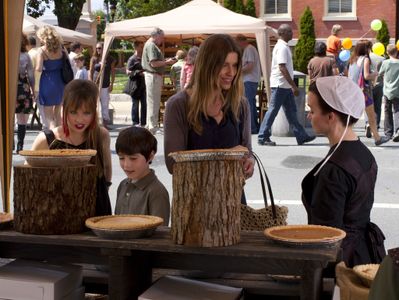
[68,41,82,76]
[236,34,261,134]
[258,24,315,146]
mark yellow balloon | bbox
[372,42,385,56]
[371,19,382,31]
[342,38,352,50]
[396,40,399,51]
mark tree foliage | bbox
[223,0,257,17]
[235,0,244,14]
[124,0,190,19]
[376,19,390,50]
[26,0,86,30]
[294,6,316,73]
[223,0,236,11]
[26,0,51,18]
[245,0,257,17]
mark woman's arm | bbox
[308,165,352,227]
[88,57,95,81]
[31,131,50,150]
[100,126,112,182]
[364,57,378,81]
[240,100,255,178]
[163,94,188,174]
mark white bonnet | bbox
[315,76,365,119]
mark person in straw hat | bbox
[302,76,385,268]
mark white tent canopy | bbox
[103,0,276,94]
[23,15,96,48]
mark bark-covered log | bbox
[13,164,97,234]
[171,157,245,247]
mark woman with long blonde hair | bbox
[36,25,66,129]
[164,34,254,203]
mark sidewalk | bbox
[110,93,133,125]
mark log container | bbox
[169,149,247,247]
[13,164,97,234]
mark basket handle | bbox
[252,151,277,219]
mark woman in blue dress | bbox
[36,25,65,129]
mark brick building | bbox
[252,0,398,43]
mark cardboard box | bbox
[0,260,82,300]
[139,275,243,300]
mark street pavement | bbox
[7,94,399,250]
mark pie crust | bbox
[19,149,97,157]
[85,214,164,231]
[264,224,346,244]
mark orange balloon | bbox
[342,38,352,50]
[396,40,399,51]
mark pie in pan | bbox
[19,149,97,156]
[19,149,97,167]
[85,215,164,239]
[264,224,346,246]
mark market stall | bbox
[102,0,277,100]
[23,15,96,48]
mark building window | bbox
[328,0,352,13]
[323,0,357,21]
[261,0,292,21]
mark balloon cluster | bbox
[338,19,385,62]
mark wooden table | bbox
[0,228,340,300]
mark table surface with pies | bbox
[0,227,341,300]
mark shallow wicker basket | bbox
[353,264,380,287]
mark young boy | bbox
[379,44,399,141]
[115,126,170,225]
[73,54,88,80]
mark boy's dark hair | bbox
[70,41,81,51]
[314,41,327,56]
[115,127,157,161]
[28,35,36,47]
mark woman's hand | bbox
[242,156,255,179]
[230,145,254,179]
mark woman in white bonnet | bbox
[302,76,385,268]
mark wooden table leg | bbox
[300,263,323,300]
[105,250,152,300]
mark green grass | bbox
[111,68,173,94]
[112,69,128,94]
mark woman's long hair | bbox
[349,40,370,65]
[36,25,62,53]
[187,34,244,134]
[62,80,104,175]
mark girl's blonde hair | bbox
[62,80,104,175]
[37,25,62,53]
[187,34,244,134]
